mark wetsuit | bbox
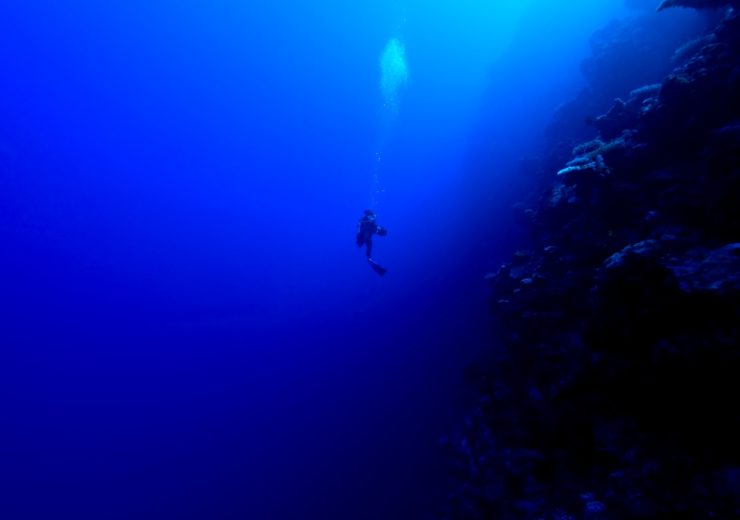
[356,213,388,275]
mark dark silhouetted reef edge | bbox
[445,6,740,520]
[658,0,740,13]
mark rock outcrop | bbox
[446,7,740,519]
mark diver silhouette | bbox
[356,209,388,276]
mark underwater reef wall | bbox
[543,8,707,178]
[446,7,740,520]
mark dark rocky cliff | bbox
[446,6,740,519]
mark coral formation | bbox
[543,10,705,179]
[446,6,740,519]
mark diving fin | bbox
[368,258,387,276]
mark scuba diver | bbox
[356,209,388,276]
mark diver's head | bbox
[364,209,375,217]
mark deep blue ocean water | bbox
[0,1,655,518]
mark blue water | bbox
[1,1,632,518]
